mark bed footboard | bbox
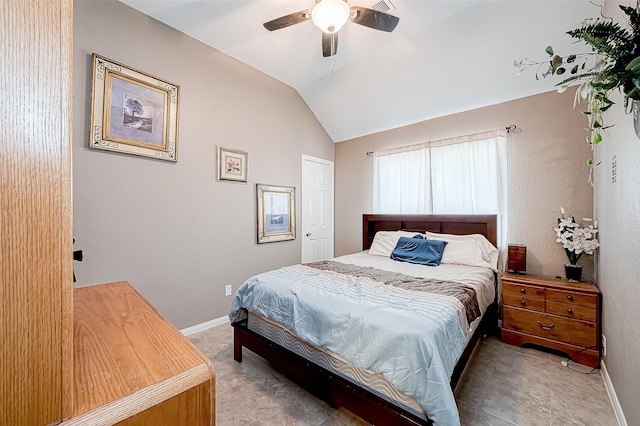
[231,319,432,426]
[231,302,497,425]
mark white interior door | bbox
[301,155,334,263]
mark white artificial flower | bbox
[554,208,599,265]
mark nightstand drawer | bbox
[546,301,597,322]
[503,306,597,348]
[547,288,597,308]
[502,282,545,298]
[502,293,545,311]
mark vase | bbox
[565,264,583,282]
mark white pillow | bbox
[369,230,424,257]
[424,231,498,271]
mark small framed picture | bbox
[218,146,248,183]
[89,54,179,162]
[256,184,296,244]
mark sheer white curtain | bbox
[373,132,508,270]
[372,147,431,213]
[430,137,507,216]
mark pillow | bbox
[390,237,448,266]
[439,238,486,266]
[424,231,498,271]
[368,230,424,257]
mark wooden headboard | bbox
[363,214,498,250]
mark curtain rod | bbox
[366,124,518,156]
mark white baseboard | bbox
[180,315,229,336]
[601,360,628,426]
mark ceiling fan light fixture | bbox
[311,0,351,33]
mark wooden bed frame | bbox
[362,214,498,249]
[232,214,498,425]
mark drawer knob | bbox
[520,288,526,294]
[567,308,573,314]
[567,295,573,301]
[536,321,555,330]
[520,300,526,305]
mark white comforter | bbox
[229,252,495,426]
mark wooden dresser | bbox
[63,281,215,425]
[501,273,601,368]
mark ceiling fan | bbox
[263,0,399,57]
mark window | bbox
[373,132,508,265]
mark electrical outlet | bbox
[225,285,232,296]
[602,334,607,357]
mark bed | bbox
[230,214,499,425]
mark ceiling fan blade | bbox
[263,10,311,31]
[350,6,399,32]
[322,32,338,57]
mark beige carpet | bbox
[189,324,617,425]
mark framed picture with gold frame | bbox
[89,53,179,162]
[217,146,248,182]
[257,184,296,244]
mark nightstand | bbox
[501,273,601,368]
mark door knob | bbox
[306,232,311,236]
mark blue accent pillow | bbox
[390,237,448,266]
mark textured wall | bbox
[72,0,334,329]
[594,3,640,423]
[335,89,594,280]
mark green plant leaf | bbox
[551,55,563,68]
[595,93,614,104]
[567,54,577,63]
[556,67,566,75]
[593,133,603,144]
[588,158,594,165]
[626,56,640,72]
[627,87,640,98]
[571,65,579,74]
[555,71,600,87]
[545,46,554,56]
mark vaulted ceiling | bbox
[120,0,601,142]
